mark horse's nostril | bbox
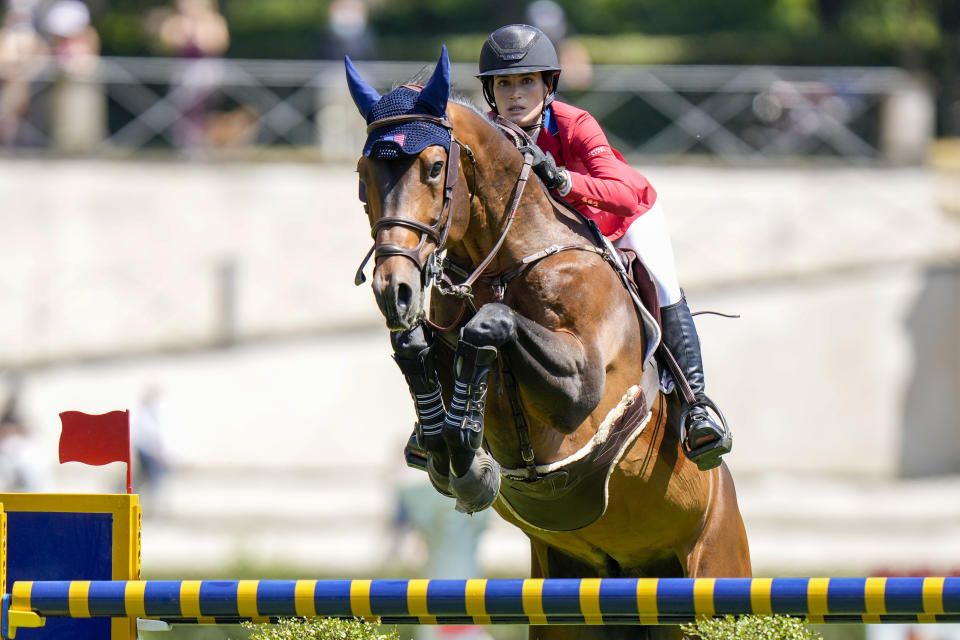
[396,282,412,315]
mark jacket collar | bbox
[543,105,559,136]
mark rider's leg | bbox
[613,202,731,470]
[659,293,731,469]
[613,201,682,307]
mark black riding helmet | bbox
[477,24,561,113]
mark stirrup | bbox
[680,396,732,471]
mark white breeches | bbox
[613,200,682,306]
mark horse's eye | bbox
[429,161,444,179]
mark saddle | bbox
[617,248,662,326]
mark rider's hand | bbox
[519,144,568,192]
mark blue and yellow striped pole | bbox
[3,577,960,637]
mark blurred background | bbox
[1,0,959,638]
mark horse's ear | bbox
[344,55,380,120]
[417,45,451,117]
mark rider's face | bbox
[493,73,549,128]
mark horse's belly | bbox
[491,432,714,574]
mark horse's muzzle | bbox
[372,260,424,331]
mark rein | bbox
[434,150,533,300]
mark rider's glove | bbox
[519,144,569,193]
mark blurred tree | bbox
[97,0,166,55]
[838,0,939,69]
[366,0,522,38]
[816,0,848,26]
[220,0,328,59]
[562,0,780,34]
[938,0,960,135]
[81,0,949,75]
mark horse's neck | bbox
[450,115,581,270]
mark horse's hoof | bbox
[427,455,454,497]
[449,449,501,514]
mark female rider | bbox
[477,24,731,471]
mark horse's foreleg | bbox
[390,324,452,495]
[441,303,517,512]
[506,313,605,432]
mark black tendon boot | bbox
[442,338,501,513]
[390,325,450,491]
[660,293,732,471]
[442,339,498,475]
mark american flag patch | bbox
[587,145,610,158]
[383,133,406,146]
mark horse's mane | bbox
[449,94,488,120]
[398,69,497,134]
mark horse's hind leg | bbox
[684,463,752,577]
[528,541,683,640]
[442,303,517,512]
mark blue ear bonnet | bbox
[362,87,451,159]
[346,46,452,159]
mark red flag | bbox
[58,410,130,466]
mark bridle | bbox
[353,113,467,289]
[354,111,535,312]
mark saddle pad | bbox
[496,367,655,532]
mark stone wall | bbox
[1,159,958,480]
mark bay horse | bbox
[346,49,750,639]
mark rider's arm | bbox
[561,112,656,217]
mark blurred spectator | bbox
[151,0,229,152]
[526,0,592,89]
[0,0,49,146]
[43,0,98,72]
[0,376,49,491]
[320,0,376,60]
[41,0,104,152]
[132,384,176,514]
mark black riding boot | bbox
[660,293,732,471]
[390,325,446,462]
[442,338,498,477]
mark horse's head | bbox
[347,47,463,331]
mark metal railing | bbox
[0,56,934,162]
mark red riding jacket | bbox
[533,101,657,240]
